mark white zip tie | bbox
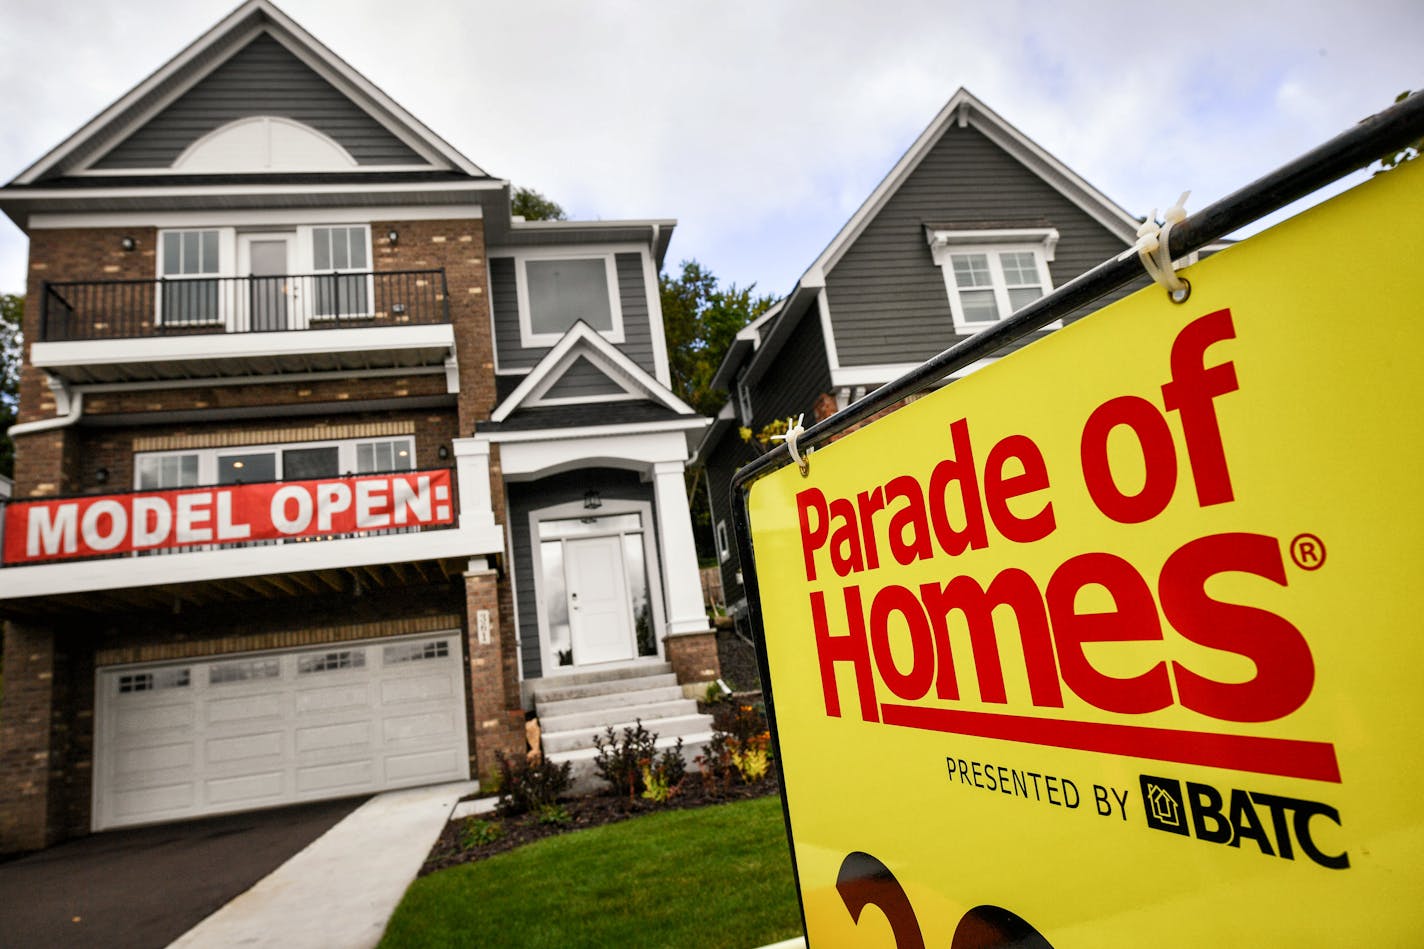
[771,413,812,477]
[1135,190,1192,303]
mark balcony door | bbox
[239,234,295,332]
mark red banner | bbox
[2,470,455,564]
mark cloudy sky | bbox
[0,0,1418,300]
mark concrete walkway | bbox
[168,780,476,949]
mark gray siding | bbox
[491,251,658,376]
[95,34,425,168]
[710,300,833,608]
[541,356,627,400]
[508,469,657,679]
[824,123,1132,367]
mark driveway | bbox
[0,796,367,949]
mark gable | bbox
[538,355,632,401]
[93,34,425,171]
[824,122,1133,368]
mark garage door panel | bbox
[206,771,285,805]
[295,682,371,714]
[297,759,374,793]
[114,783,194,818]
[96,633,469,830]
[115,702,195,734]
[380,673,452,705]
[114,741,194,775]
[386,748,462,782]
[206,731,284,764]
[207,691,285,724]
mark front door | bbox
[564,534,636,665]
[241,235,293,331]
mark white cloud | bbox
[1,0,1419,300]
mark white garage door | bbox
[93,633,470,830]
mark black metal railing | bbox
[39,269,451,342]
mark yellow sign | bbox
[746,158,1424,946]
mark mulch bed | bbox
[420,774,781,877]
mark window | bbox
[210,658,280,685]
[513,251,625,346]
[298,650,366,674]
[311,225,372,318]
[135,436,417,488]
[927,228,1059,334]
[118,668,191,693]
[384,640,450,664]
[159,229,223,325]
[736,371,754,426]
[716,520,731,563]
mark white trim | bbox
[32,323,455,373]
[490,322,695,423]
[11,1,485,183]
[641,249,672,388]
[797,88,1138,290]
[503,247,627,348]
[171,116,359,173]
[0,522,503,599]
[527,498,666,677]
[76,364,444,395]
[495,429,695,482]
[816,287,840,372]
[715,519,731,563]
[927,232,1061,334]
[524,352,643,408]
[486,418,708,446]
[9,181,503,201]
[28,206,485,229]
[508,218,676,234]
[133,432,415,488]
[830,357,998,389]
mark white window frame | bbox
[927,228,1061,334]
[300,224,376,321]
[155,227,236,328]
[716,519,731,563]
[735,371,754,426]
[134,435,417,489]
[508,247,627,348]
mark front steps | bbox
[532,664,715,795]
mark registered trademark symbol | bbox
[1290,533,1326,570]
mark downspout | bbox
[7,375,83,436]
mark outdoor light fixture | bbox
[438,445,450,460]
[120,236,136,252]
[387,229,399,245]
[583,490,602,510]
[95,467,109,485]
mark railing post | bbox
[440,269,450,324]
[39,282,49,341]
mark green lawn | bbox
[379,795,803,949]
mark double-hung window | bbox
[311,225,373,319]
[927,228,1060,334]
[159,229,225,325]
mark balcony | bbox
[32,270,455,383]
[0,440,500,607]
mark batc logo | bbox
[1138,774,1348,870]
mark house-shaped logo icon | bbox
[1140,775,1191,836]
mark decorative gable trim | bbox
[10,0,486,184]
[491,322,694,423]
[801,88,1139,286]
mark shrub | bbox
[536,803,571,826]
[698,704,773,791]
[461,818,503,848]
[592,720,685,803]
[495,752,572,818]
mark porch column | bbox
[463,561,526,782]
[453,437,496,532]
[651,460,711,636]
[0,622,60,853]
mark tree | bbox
[1374,91,1421,173]
[660,260,777,564]
[0,293,20,479]
[511,186,568,222]
[660,260,776,416]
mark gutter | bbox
[8,377,83,436]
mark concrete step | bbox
[550,731,715,796]
[539,697,700,735]
[535,685,686,721]
[527,663,673,693]
[541,713,715,756]
[530,673,679,705]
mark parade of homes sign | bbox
[744,158,1423,946]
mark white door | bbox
[238,233,295,331]
[565,534,636,665]
[93,633,469,830]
